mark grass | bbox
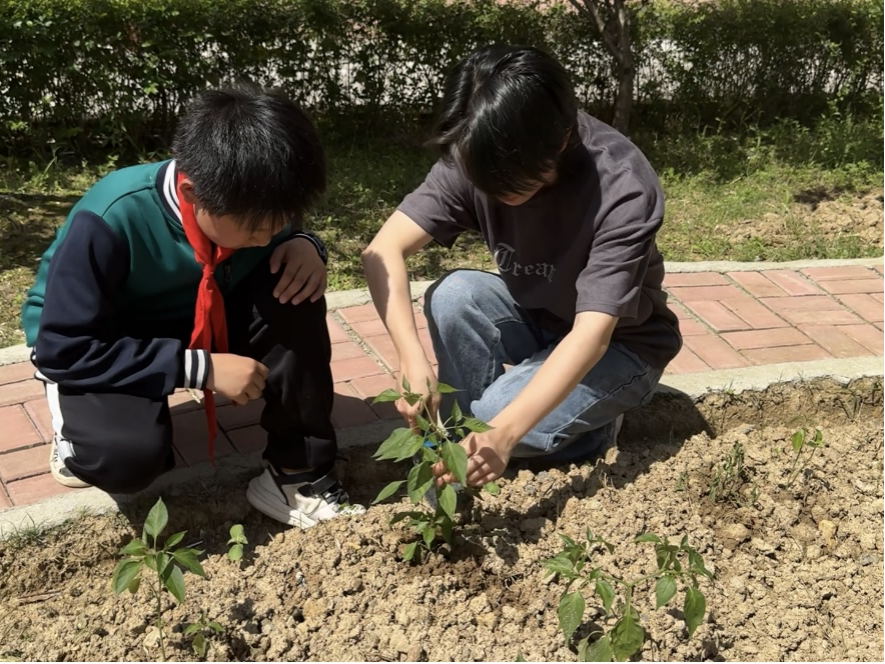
[1,113,882,349]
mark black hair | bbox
[173,83,326,231]
[429,45,579,198]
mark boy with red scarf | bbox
[21,85,364,528]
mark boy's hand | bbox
[432,428,514,487]
[207,353,269,405]
[399,357,440,431]
[270,238,327,305]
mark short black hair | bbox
[173,83,326,231]
[429,45,578,198]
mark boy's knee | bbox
[425,270,494,327]
[65,427,172,495]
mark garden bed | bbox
[0,378,882,661]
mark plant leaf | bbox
[143,497,168,540]
[595,580,615,614]
[438,484,457,518]
[684,586,706,638]
[634,533,661,544]
[119,540,148,556]
[655,575,677,608]
[451,399,463,424]
[463,417,492,433]
[155,551,171,578]
[390,510,427,526]
[440,518,453,545]
[228,524,246,544]
[580,635,614,662]
[610,611,645,662]
[440,441,468,486]
[435,382,459,394]
[192,632,206,657]
[208,621,223,633]
[557,591,585,645]
[172,548,206,576]
[228,544,244,562]
[184,623,201,636]
[791,430,804,451]
[373,428,416,461]
[483,481,500,496]
[422,525,436,549]
[112,559,142,595]
[373,480,405,504]
[128,576,141,594]
[407,462,435,504]
[515,654,526,662]
[403,541,418,562]
[541,554,577,579]
[163,564,186,603]
[372,388,402,404]
[164,530,186,550]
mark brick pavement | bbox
[0,265,881,508]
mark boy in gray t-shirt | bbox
[362,45,682,489]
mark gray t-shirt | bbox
[398,111,682,369]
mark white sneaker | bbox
[49,439,91,489]
[246,464,365,528]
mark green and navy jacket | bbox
[21,160,326,399]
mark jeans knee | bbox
[425,270,496,334]
[470,396,504,427]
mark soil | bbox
[1,379,883,662]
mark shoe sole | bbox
[49,447,91,489]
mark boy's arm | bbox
[34,212,205,398]
[361,211,435,423]
[362,159,477,423]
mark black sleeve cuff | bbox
[182,349,210,390]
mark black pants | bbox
[50,259,336,494]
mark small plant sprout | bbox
[542,530,713,662]
[184,610,224,658]
[111,498,205,662]
[371,379,499,562]
[784,427,824,488]
[708,442,759,507]
[227,524,248,561]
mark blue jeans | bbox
[424,270,663,462]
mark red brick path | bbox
[0,265,881,508]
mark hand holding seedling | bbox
[397,359,440,429]
[433,428,512,487]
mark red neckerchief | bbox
[176,172,234,462]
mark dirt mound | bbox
[726,188,884,249]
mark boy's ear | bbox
[178,178,199,205]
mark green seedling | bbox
[227,524,248,562]
[784,427,824,488]
[184,610,224,658]
[111,498,205,661]
[708,442,759,507]
[542,530,713,662]
[372,379,499,562]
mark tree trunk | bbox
[611,0,634,135]
[568,0,638,136]
[612,63,633,134]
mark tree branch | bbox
[567,0,625,64]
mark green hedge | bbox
[0,0,881,154]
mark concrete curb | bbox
[2,255,882,367]
[2,352,881,538]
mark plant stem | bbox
[156,572,166,661]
